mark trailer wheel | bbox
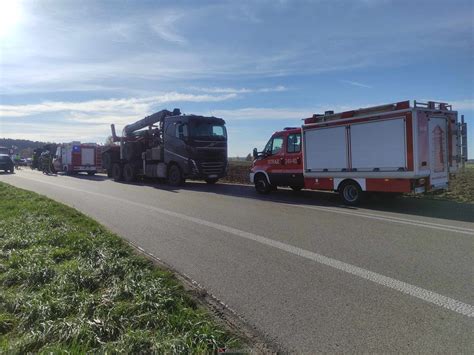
[112,163,123,182]
[168,165,184,186]
[339,180,363,206]
[205,178,219,184]
[123,163,136,182]
[255,174,271,194]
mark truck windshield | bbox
[191,123,227,140]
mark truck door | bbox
[263,134,286,185]
[81,147,95,166]
[429,117,449,188]
[284,132,304,187]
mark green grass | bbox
[0,182,240,353]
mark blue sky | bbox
[0,0,473,157]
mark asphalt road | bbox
[1,169,473,352]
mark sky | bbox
[0,0,473,157]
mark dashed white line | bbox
[7,174,474,317]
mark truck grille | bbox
[201,162,225,175]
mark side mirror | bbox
[253,148,258,159]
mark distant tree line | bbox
[0,138,51,158]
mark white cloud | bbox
[340,80,372,88]
[0,92,237,119]
[149,11,187,44]
[191,85,287,94]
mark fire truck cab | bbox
[250,127,304,193]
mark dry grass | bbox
[422,164,474,204]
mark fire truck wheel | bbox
[340,180,363,206]
[255,174,271,194]
[290,185,303,191]
[123,164,136,182]
[112,163,123,182]
[168,164,184,186]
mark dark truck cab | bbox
[103,109,228,185]
[163,115,227,183]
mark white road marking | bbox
[8,173,474,317]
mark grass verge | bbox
[0,182,240,353]
[421,164,474,204]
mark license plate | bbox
[208,174,218,178]
[414,186,425,194]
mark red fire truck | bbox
[53,142,102,175]
[250,101,467,205]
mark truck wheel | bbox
[255,174,271,194]
[9,167,14,174]
[112,163,123,182]
[63,166,71,175]
[290,185,303,191]
[123,164,136,182]
[168,165,184,186]
[87,171,96,176]
[340,181,363,206]
[107,170,113,178]
[205,178,219,184]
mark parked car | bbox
[0,154,14,173]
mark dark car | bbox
[0,154,14,173]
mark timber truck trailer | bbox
[102,108,228,185]
[250,100,468,205]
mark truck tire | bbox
[87,171,96,176]
[205,178,219,184]
[255,174,271,194]
[107,170,113,178]
[123,163,136,183]
[112,163,123,182]
[168,165,184,186]
[339,180,363,206]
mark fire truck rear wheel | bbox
[168,164,184,186]
[112,163,123,182]
[255,174,271,194]
[340,180,363,206]
[123,163,136,182]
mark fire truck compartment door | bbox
[304,126,347,171]
[81,147,95,165]
[428,117,448,188]
[350,118,406,171]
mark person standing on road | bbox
[41,151,52,175]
